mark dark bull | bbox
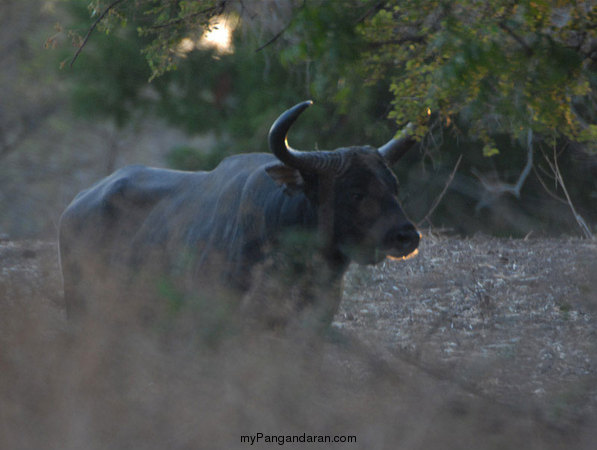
[59,101,420,331]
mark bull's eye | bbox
[349,192,365,202]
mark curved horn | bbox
[268,100,334,173]
[379,123,416,165]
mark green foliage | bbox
[63,0,398,163]
[578,124,597,153]
[359,0,597,146]
[65,0,597,149]
[86,0,225,78]
[278,2,366,105]
[482,143,500,158]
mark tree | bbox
[62,1,394,155]
[358,1,596,237]
[68,1,597,139]
[61,0,597,236]
[361,1,597,143]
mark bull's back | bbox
[60,165,196,253]
[59,157,270,248]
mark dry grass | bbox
[1,236,596,449]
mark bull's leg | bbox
[59,237,100,321]
[60,250,87,321]
[293,273,344,334]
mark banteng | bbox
[59,101,420,332]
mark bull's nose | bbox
[385,222,420,251]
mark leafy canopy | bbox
[359,0,597,151]
[64,1,393,151]
[70,0,596,152]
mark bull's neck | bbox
[316,174,349,273]
[316,174,335,252]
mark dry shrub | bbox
[1,239,596,449]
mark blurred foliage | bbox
[63,0,397,152]
[73,1,597,147]
[166,145,222,171]
[67,2,153,127]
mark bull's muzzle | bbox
[384,222,420,258]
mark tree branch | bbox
[366,35,426,49]
[255,22,292,52]
[475,128,534,201]
[148,2,228,30]
[255,1,306,53]
[498,21,533,56]
[70,0,126,68]
[418,154,463,227]
[355,1,386,25]
[543,146,594,239]
[532,164,568,205]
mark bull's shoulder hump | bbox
[67,165,199,213]
[215,153,276,171]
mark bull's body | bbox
[60,154,320,318]
[59,101,420,331]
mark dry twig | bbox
[418,154,463,227]
[474,128,534,200]
[70,0,126,68]
[543,146,594,239]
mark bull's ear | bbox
[265,162,305,195]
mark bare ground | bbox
[1,235,596,449]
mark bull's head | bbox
[266,101,420,265]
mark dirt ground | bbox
[340,235,597,422]
[1,235,596,449]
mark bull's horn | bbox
[378,123,416,165]
[269,100,337,173]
